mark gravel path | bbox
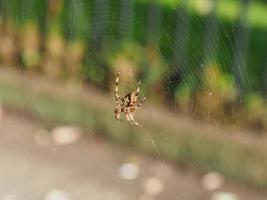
[0,110,266,200]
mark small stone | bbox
[51,126,82,145]
[211,192,238,200]
[201,172,224,191]
[118,163,140,180]
[143,177,163,196]
[44,190,70,200]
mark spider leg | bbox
[135,81,146,107]
[125,111,141,127]
[114,71,122,122]
[125,113,132,124]
[114,71,121,103]
[135,80,141,94]
[115,107,121,122]
[129,113,143,127]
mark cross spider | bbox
[114,71,146,127]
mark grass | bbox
[137,0,267,29]
[0,70,267,189]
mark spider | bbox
[114,71,146,127]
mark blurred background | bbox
[0,0,267,199]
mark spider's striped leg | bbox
[115,107,121,121]
[125,111,140,126]
[114,71,121,103]
[114,71,123,122]
[135,81,141,94]
[115,106,125,123]
[125,113,131,123]
[127,109,142,127]
[137,97,146,107]
[135,80,146,107]
[129,113,142,127]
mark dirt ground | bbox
[0,110,266,200]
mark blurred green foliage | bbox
[0,0,267,131]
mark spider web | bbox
[1,0,267,199]
[76,0,267,186]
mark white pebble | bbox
[51,126,82,145]
[201,172,224,190]
[118,163,140,180]
[44,190,70,200]
[211,192,238,200]
[143,177,163,196]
